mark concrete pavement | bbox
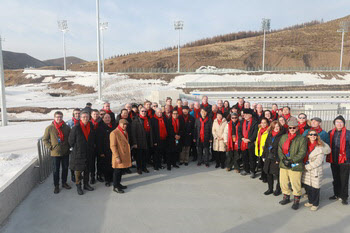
[0,163,349,233]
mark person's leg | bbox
[313,187,320,207]
[136,149,142,172]
[75,171,82,185]
[290,170,302,196]
[179,148,185,164]
[267,174,274,191]
[331,163,341,197]
[184,146,190,164]
[204,147,210,165]
[215,151,220,167]
[241,150,250,173]
[304,184,312,204]
[113,168,122,188]
[279,168,291,195]
[197,144,203,164]
[226,151,233,170]
[61,155,69,185]
[339,164,350,201]
[233,150,240,171]
[275,174,281,192]
[248,147,257,174]
[219,152,225,168]
[52,156,60,188]
[90,153,96,181]
[191,141,198,161]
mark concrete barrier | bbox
[0,158,40,226]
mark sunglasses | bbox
[298,117,306,119]
[100,113,105,116]
[289,127,297,129]
[232,117,238,119]
[141,111,146,112]
[308,133,318,136]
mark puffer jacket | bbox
[212,118,228,152]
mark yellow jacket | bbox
[255,128,269,157]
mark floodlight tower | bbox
[100,22,108,75]
[261,18,271,71]
[58,20,68,71]
[96,0,102,100]
[174,20,184,73]
[337,21,350,71]
[0,36,8,126]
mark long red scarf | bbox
[241,120,252,151]
[53,121,65,142]
[202,103,208,108]
[217,119,222,125]
[257,126,268,149]
[271,110,277,120]
[238,104,244,110]
[80,121,91,141]
[177,107,183,116]
[219,107,225,113]
[200,117,208,143]
[312,126,322,134]
[155,115,167,140]
[103,109,112,114]
[283,114,291,120]
[328,127,347,164]
[72,117,79,126]
[172,117,180,134]
[118,125,128,140]
[304,141,317,163]
[298,121,307,135]
[193,108,201,119]
[271,130,279,137]
[91,118,99,130]
[227,121,240,151]
[183,114,189,123]
[147,109,153,118]
[212,112,217,121]
[282,132,297,155]
[139,115,150,132]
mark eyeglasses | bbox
[298,117,306,119]
[232,117,238,119]
[289,127,297,129]
[308,133,318,136]
[141,111,146,113]
[100,113,105,116]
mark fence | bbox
[37,137,52,183]
[185,81,304,88]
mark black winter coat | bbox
[68,122,96,171]
[194,117,213,147]
[151,116,169,145]
[131,116,153,150]
[166,117,185,152]
[262,128,286,175]
[238,119,259,149]
[200,103,212,115]
[97,122,116,157]
[181,115,195,147]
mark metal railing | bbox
[37,137,52,183]
[185,81,304,88]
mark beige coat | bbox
[301,143,331,189]
[212,118,227,152]
[110,128,132,169]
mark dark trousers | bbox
[90,153,96,178]
[242,147,255,173]
[154,140,167,169]
[75,170,89,185]
[258,157,267,180]
[267,174,280,192]
[136,149,147,170]
[191,141,198,160]
[102,155,113,182]
[331,163,350,200]
[96,154,103,176]
[113,168,123,188]
[197,143,210,164]
[215,151,226,167]
[52,155,69,186]
[167,151,178,168]
[226,150,240,170]
[304,184,320,206]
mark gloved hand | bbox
[283,159,292,168]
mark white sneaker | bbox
[310,206,318,211]
[304,202,313,207]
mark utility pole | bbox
[261,18,271,71]
[96,0,102,100]
[337,21,350,71]
[174,20,184,73]
[0,36,8,126]
[58,20,68,71]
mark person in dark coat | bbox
[224,113,241,172]
[194,108,213,167]
[66,108,80,183]
[131,107,152,174]
[101,102,116,126]
[254,104,264,123]
[151,108,168,170]
[262,121,285,196]
[297,113,310,135]
[90,109,100,184]
[97,113,116,187]
[200,96,212,116]
[166,109,184,170]
[81,102,92,117]
[232,98,245,116]
[327,115,350,205]
[68,111,96,195]
[238,108,259,178]
[179,106,195,165]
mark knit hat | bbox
[333,115,346,125]
[231,112,238,117]
[288,117,298,127]
[311,117,322,123]
[243,108,254,115]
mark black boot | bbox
[54,185,60,194]
[71,170,76,183]
[76,184,83,195]
[90,175,96,184]
[292,196,301,210]
[279,194,290,205]
[97,174,104,182]
[273,188,282,196]
[84,183,94,191]
[264,189,273,195]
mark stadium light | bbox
[174,20,184,73]
[0,36,8,126]
[337,21,350,71]
[58,20,68,71]
[100,21,108,75]
[96,0,102,100]
[261,18,271,71]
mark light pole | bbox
[261,18,270,71]
[337,21,350,71]
[58,20,68,71]
[174,20,184,73]
[100,21,108,75]
[0,36,8,126]
[96,0,102,100]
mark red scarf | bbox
[219,107,225,113]
[147,109,153,118]
[193,108,201,119]
[282,132,297,155]
[304,141,317,163]
[183,114,189,123]
[107,123,113,128]
[118,125,128,140]
[217,119,222,125]
[271,130,279,137]
[241,120,252,151]
[72,117,79,126]
[202,103,208,108]
[103,109,112,114]
[155,115,167,140]
[283,124,289,130]
[238,104,244,110]
[139,115,150,132]
[227,121,240,151]
[53,121,65,142]
[177,107,183,116]
[80,121,91,141]
[283,114,291,120]
[257,127,268,149]
[91,118,99,130]
[328,127,347,164]
[200,117,208,143]
[212,112,217,121]
[298,121,307,135]
[172,117,180,134]
[312,126,322,134]
[271,110,277,120]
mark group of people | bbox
[42,96,350,211]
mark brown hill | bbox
[3,51,47,69]
[70,15,350,72]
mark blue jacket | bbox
[328,129,350,164]
[303,129,330,145]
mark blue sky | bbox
[0,0,349,61]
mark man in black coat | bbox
[68,111,96,195]
[151,108,168,171]
[232,98,245,116]
[238,108,259,178]
[179,106,195,165]
[194,108,213,167]
[131,107,152,174]
[101,102,116,126]
[166,109,184,170]
[200,95,212,116]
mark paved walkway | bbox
[1,163,349,233]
